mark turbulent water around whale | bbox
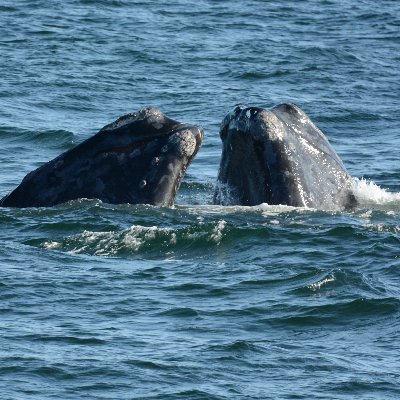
[1,1,399,399]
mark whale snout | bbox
[167,125,204,158]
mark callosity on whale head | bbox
[213,103,356,211]
[0,107,203,207]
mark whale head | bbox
[0,107,204,207]
[214,104,356,210]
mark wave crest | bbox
[42,220,228,257]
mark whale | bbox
[0,107,203,208]
[213,103,356,211]
[0,103,356,211]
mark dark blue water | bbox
[1,1,400,399]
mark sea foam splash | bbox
[41,219,229,257]
[351,178,400,207]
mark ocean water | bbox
[1,1,400,399]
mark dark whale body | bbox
[213,103,356,211]
[1,103,356,211]
[0,108,203,208]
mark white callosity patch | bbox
[168,129,197,157]
[220,105,245,133]
[252,110,286,141]
[101,107,165,131]
[223,107,286,141]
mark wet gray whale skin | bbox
[213,103,356,211]
[0,107,203,208]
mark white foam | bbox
[181,203,306,216]
[308,274,336,291]
[54,225,175,256]
[42,241,61,249]
[257,203,309,215]
[351,177,400,206]
[210,220,226,243]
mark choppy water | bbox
[1,1,400,399]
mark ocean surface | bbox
[1,1,400,399]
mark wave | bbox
[270,297,400,327]
[30,207,398,260]
[0,126,75,149]
[39,219,230,257]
